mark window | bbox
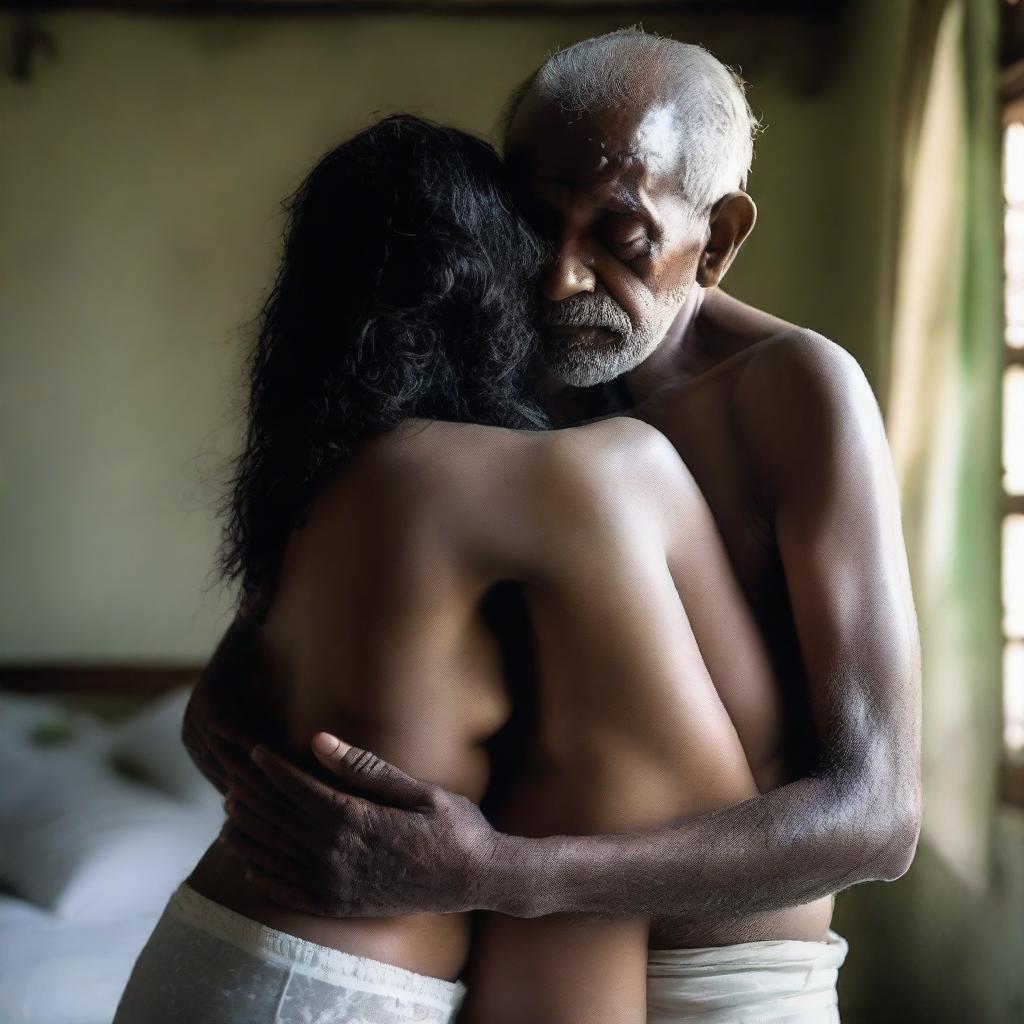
[1001,122,1024,799]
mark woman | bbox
[114,115,832,1024]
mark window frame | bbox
[1001,84,1024,805]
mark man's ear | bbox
[696,191,757,288]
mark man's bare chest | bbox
[634,387,778,610]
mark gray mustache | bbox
[540,294,632,336]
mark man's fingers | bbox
[207,717,255,749]
[223,798,312,866]
[226,776,313,844]
[194,748,229,793]
[226,771,293,818]
[218,819,309,884]
[251,745,371,817]
[208,731,256,773]
[310,733,434,811]
[212,733,283,799]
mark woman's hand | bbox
[219,734,513,917]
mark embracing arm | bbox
[496,334,921,922]
[220,335,920,923]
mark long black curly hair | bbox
[220,115,549,604]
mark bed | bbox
[0,686,224,1024]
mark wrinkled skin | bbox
[212,733,502,917]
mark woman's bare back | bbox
[191,422,531,978]
[191,416,829,992]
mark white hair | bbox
[527,29,758,213]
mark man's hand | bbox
[182,622,262,794]
[220,733,511,917]
[182,678,248,796]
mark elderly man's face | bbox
[506,93,708,387]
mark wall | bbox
[0,4,892,661]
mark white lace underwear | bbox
[113,884,466,1024]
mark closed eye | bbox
[601,211,651,262]
[611,236,652,262]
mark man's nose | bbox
[541,240,596,303]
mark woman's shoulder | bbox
[332,421,553,536]
[348,416,673,479]
[339,416,688,542]
[336,417,690,581]
[349,420,539,491]
[546,416,675,461]
[531,417,685,499]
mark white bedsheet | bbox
[0,895,160,1024]
[0,689,224,1024]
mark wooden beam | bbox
[2,0,846,13]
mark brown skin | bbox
[187,89,921,935]
[190,417,831,1023]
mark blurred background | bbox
[0,0,1021,1021]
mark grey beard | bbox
[541,293,661,387]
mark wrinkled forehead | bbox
[506,91,685,197]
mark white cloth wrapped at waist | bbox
[113,884,466,1023]
[116,883,845,1024]
[646,929,848,1023]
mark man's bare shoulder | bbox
[724,326,890,510]
[732,328,877,435]
[698,288,798,354]
[700,291,863,384]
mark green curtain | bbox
[885,0,1002,887]
[835,4,1010,1021]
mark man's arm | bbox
[221,333,921,922]
[500,332,922,922]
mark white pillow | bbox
[107,685,219,807]
[0,693,106,757]
[0,692,111,851]
[0,761,223,920]
[0,690,223,922]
